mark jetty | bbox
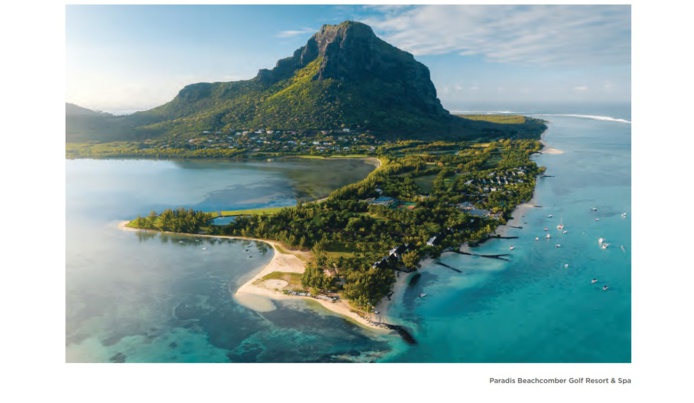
[453,250,511,261]
[382,324,417,345]
[435,261,462,273]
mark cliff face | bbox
[257,21,447,118]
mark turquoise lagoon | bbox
[66,105,631,362]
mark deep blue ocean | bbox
[66,103,630,363]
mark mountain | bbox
[66,21,545,142]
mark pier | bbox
[453,250,510,261]
[435,261,462,273]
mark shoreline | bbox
[117,221,390,332]
[540,140,564,154]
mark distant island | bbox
[70,21,548,333]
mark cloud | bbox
[362,5,630,67]
[276,28,315,38]
[573,86,589,92]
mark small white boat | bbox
[595,218,600,221]
[564,263,569,268]
[535,237,539,241]
[548,214,553,218]
[419,293,427,298]
[202,247,207,251]
[602,285,609,291]
[555,244,561,248]
[591,278,598,284]
[509,246,515,250]
[557,216,564,230]
[546,233,551,239]
[592,207,598,211]
[563,230,568,234]
[544,227,549,231]
[598,237,604,244]
[601,243,609,249]
[622,212,628,217]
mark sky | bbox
[65,4,631,115]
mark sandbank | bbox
[540,142,564,154]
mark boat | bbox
[557,216,564,230]
[509,246,515,250]
[564,263,569,268]
[546,233,551,239]
[563,230,568,234]
[622,212,628,217]
[419,293,427,298]
[544,227,549,231]
[591,278,598,284]
[601,243,609,249]
[598,237,604,244]
[548,214,553,218]
[592,207,598,211]
[555,244,561,248]
[595,218,600,221]
[535,237,539,241]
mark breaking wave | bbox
[534,114,631,124]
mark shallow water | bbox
[383,105,631,362]
[66,158,391,362]
[66,104,631,363]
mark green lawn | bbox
[216,206,289,217]
[458,114,526,124]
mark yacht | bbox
[546,233,551,239]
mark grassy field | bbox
[459,114,526,124]
[216,206,289,217]
[298,154,369,159]
[256,271,304,291]
[413,174,437,194]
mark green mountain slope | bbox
[67,21,546,143]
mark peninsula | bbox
[124,136,545,332]
[77,20,547,333]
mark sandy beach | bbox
[540,142,564,154]
[118,220,390,332]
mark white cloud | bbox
[573,86,589,92]
[363,5,630,67]
[276,28,315,38]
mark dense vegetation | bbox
[127,138,544,311]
